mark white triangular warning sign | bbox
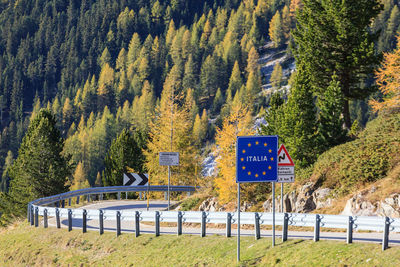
[278,144,294,166]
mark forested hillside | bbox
[0,0,400,224]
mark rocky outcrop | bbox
[263,182,334,213]
[199,197,219,212]
[341,190,400,217]
[196,183,400,217]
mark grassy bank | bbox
[1,221,400,266]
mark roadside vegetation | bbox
[1,221,400,266]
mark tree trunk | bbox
[343,99,351,130]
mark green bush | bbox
[309,113,400,196]
[180,197,202,211]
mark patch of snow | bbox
[202,153,217,177]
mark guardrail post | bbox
[27,204,30,223]
[76,196,80,205]
[135,211,140,237]
[55,201,59,208]
[201,212,206,237]
[34,207,39,227]
[87,194,91,202]
[43,209,48,228]
[139,192,142,200]
[255,213,260,240]
[116,211,121,237]
[177,211,183,235]
[347,216,353,244]
[68,198,71,206]
[282,213,289,242]
[187,192,191,197]
[125,192,128,200]
[117,192,121,200]
[314,214,320,242]
[61,199,65,208]
[68,209,72,231]
[226,213,232,237]
[56,208,60,228]
[83,209,87,233]
[30,206,34,226]
[155,211,160,236]
[100,193,103,201]
[99,210,104,235]
[382,217,390,251]
[164,192,167,200]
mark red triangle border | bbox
[278,144,294,166]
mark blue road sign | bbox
[236,136,278,183]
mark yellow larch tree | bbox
[214,103,254,204]
[144,66,200,187]
[370,36,400,113]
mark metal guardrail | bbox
[28,186,399,251]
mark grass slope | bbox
[300,113,400,197]
[1,221,400,266]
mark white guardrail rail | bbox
[28,186,399,251]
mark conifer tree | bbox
[282,5,291,40]
[97,63,115,111]
[246,46,260,74]
[215,103,254,204]
[270,63,283,88]
[269,11,284,48]
[317,75,348,151]
[212,88,224,115]
[294,0,382,128]
[127,33,142,66]
[1,151,13,192]
[8,109,72,215]
[99,47,112,67]
[192,113,202,146]
[71,161,90,191]
[260,92,284,136]
[144,67,199,186]
[245,71,262,112]
[103,129,144,187]
[281,67,319,167]
[371,36,400,113]
[228,61,243,94]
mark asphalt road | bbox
[45,200,400,246]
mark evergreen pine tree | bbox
[228,61,243,94]
[260,92,284,136]
[281,67,319,167]
[317,75,348,151]
[103,129,144,187]
[8,109,72,215]
[293,0,382,128]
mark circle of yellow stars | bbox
[240,140,274,178]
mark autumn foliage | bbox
[370,36,400,113]
[214,103,254,204]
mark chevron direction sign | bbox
[123,173,149,186]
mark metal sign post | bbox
[277,144,296,214]
[147,177,150,211]
[236,136,278,262]
[159,152,179,211]
[281,183,284,213]
[272,182,275,247]
[237,183,241,262]
[168,165,171,210]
